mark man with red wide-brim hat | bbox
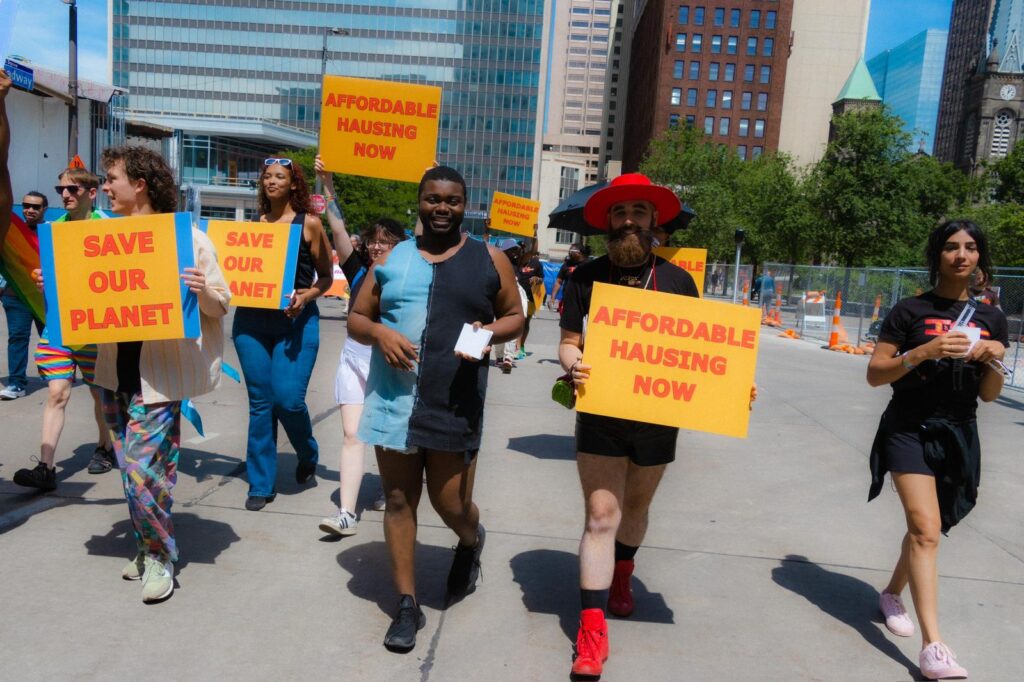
[557,173,699,677]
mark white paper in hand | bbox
[454,323,493,360]
[953,325,981,355]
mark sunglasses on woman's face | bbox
[264,158,292,167]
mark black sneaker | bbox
[447,524,486,601]
[295,460,316,484]
[87,446,116,474]
[245,494,275,511]
[383,594,425,653]
[13,462,57,491]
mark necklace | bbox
[610,256,657,290]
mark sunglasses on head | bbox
[22,202,44,210]
[264,158,292,167]
[54,185,84,195]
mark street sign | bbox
[4,59,33,92]
[465,210,488,219]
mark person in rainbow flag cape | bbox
[10,161,117,492]
[1,190,45,399]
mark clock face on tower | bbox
[1000,84,1017,100]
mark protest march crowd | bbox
[0,66,1010,680]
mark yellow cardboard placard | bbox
[654,247,707,292]
[531,280,545,311]
[319,75,442,183]
[39,213,198,346]
[202,220,299,309]
[576,283,760,438]
[489,191,540,238]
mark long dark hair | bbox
[926,219,992,286]
[257,160,311,216]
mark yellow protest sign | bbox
[38,213,199,346]
[576,283,760,438]
[319,75,442,183]
[654,247,707,292]
[489,191,540,238]
[531,280,545,311]
[201,220,301,309]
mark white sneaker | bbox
[373,490,387,512]
[0,385,26,400]
[141,555,174,603]
[319,508,358,536]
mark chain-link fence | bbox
[756,263,1024,391]
[703,262,755,301]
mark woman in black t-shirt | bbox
[866,220,1008,680]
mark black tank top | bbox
[291,211,315,290]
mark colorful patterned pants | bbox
[101,390,181,562]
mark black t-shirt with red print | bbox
[516,256,543,293]
[878,292,1009,421]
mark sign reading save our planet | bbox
[38,213,199,347]
[200,220,301,309]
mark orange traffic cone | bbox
[827,292,849,347]
[870,294,882,324]
[742,280,750,306]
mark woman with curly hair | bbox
[867,220,1009,679]
[235,158,333,512]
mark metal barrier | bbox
[703,263,755,301]
[761,263,1024,391]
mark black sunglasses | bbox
[54,185,84,195]
[264,158,292,167]
[22,202,45,210]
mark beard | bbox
[607,228,654,267]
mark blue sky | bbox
[1,0,955,87]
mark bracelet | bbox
[900,352,916,370]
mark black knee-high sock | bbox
[580,589,608,611]
[615,541,639,562]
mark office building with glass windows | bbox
[621,0,795,170]
[110,0,549,223]
[867,30,948,155]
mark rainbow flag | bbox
[0,213,45,323]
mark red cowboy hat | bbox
[582,173,681,230]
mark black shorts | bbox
[575,412,678,466]
[882,430,933,475]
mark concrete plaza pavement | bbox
[1,299,1022,681]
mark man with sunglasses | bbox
[12,166,116,491]
[0,190,48,400]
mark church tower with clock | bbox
[957,45,1024,174]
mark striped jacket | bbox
[93,228,230,404]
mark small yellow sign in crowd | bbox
[489,191,541,238]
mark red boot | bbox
[571,608,609,677]
[608,560,634,617]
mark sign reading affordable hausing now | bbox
[489,191,540,238]
[654,246,707,292]
[576,283,761,438]
[319,75,442,183]
[38,212,199,347]
[201,220,301,309]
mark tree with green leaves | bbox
[279,147,419,241]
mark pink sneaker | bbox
[919,642,968,680]
[879,591,914,637]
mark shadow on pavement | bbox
[336,540,455,615]
[994,391,1024,412]
[771,554,921,679]
[177,447,246,485]
[506,434,576,460]
[510,548,674,642]
[83,512,241,574]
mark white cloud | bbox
[5,0,109,84]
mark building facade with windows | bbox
[621,0,795,170]
[110,0,549,225]
[867,29,948,155]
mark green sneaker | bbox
[141,555,174,603]
[122,552,145,581]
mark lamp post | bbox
[731,228,745,304]
[61,0,78,160]
[316,27,348,194]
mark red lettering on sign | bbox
[226,231,275,249]
[223,255,265,273]
[353,142,397,160]
[68,302,174,331]
[87,269,149,293]
[82,231,155,257]
[632,374,696,401]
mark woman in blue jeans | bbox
[234,158,333,511]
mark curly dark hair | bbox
[257,159,312,217]
[101,146,177,213]
[926,219,993,286]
